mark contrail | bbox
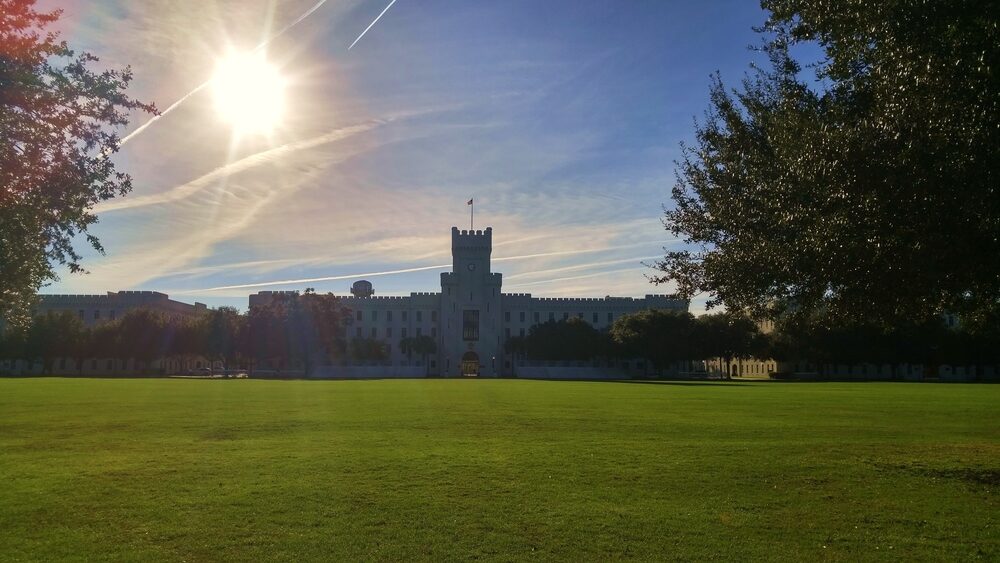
[348,0,398,50]
[187,240,679,293]
[504,256,663,281]
[190,264,452,293]
[98,121,380,213]
[119,0,332,147]
[506,267,646,290]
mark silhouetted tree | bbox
[0,0,156,328]
[504,335,528,377]
[611,310,697,376]
[401,334,437,376]
[23,311,84,374]
[523,317,610,363]
[203,306,244,370]
[694,314,759,378]
[656,0,999,325]
[350,337,388,363]
[116,309,167,374]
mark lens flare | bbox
[211,51,286,135]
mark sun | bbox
[211,51,286,135]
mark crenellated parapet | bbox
[451,226,492,252]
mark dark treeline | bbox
[4,296,998,378]
[0,292,360,376]
[510,311,1000,378]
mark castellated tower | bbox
[439,227,503,377]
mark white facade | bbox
[252,226,688,377]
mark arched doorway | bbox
[461,351,479,377]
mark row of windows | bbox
[355,326,437,339]
[351,309,626,326]
[75,309,117,321]
[355,310,438,323]
[504,311,617,325]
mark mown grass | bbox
[0,378,996,561]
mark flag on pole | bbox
[467,198,473,205]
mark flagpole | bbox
[471,199,474,230]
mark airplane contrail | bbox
[348,0,398,50]
[505,267,646,290]
[99,121,380,213]
[119,0,332,147]
[187,240,679,293]
[189,263,452,293]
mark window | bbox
[520,311,525,322]
[356,310,363,321]
[592,312,598,324]
[549,312,555,321]
[356,327,362,337]
[386,327,393,337]
[387,311,393,322]
[607,312,613,323]
[534,312,540,323]
[94,310,101,320]
[416,311,423,322]
[463,310,480,341]
[370,327,377,337]
[78,309,85,320]
[505,328,511,338]
[431,327,437,337]
[505,311,511,322]
[519,328,525,337]
[402,311,408,321]
[416,327,422,337]
[432,311,437,322]
[402,328,408,338]
[563,312,569,320]
[371,310,378,321]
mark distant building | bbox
[36,290,207,326]
[1,291,209,375]
[251,226,689,377]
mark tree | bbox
[504,335,527,377]
[116,309,167,374]
[349,337,388,364]
[693,314,759,378]
[655,0,999,325]
[611,310,697,376]
[202,306,243,371]
[523,317,610,364]
[23,310,83,374]
[401,334,437,376]
[0,0,156,329]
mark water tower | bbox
[350,280,374,298]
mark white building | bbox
[251,226,688,377]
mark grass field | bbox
[0,379,996,561]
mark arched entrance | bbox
[461,351,479,377]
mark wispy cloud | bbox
[97,120,382,213]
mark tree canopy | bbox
[656,0,998,325]
[0,0,155,328]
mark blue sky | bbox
[41,0,770,312]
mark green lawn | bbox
[0,379,996,561]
